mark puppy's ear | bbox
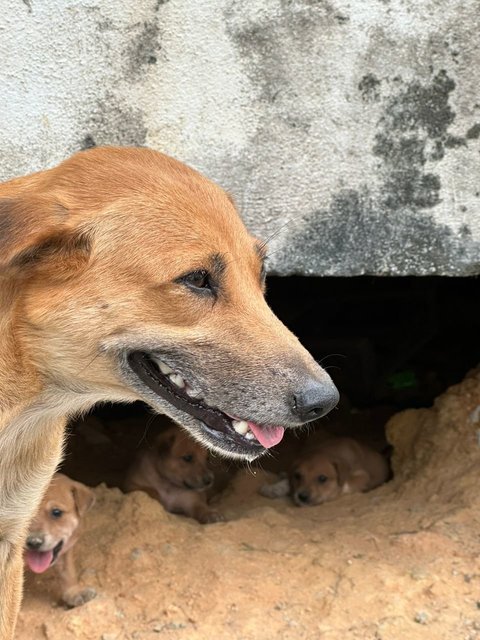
[0,197,91,280]
[332,459,350,487]
[71,481,95,517]
[156,430,176,455]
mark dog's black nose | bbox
[26,534,44,550]
[297,490,310,504]
[293,380,339,422]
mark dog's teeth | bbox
[155,359,173,375]
[169,373,185,388]
[232,420,249,435]
[245,431,255,440]
[186,387,202,399]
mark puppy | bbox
[0,146,338,636]
[24,473,96,607]
[125,426,223,524]
[261,437,389,506]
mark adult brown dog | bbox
[0,146,338,637]
[25,473,96,607]
[125,425,223,524]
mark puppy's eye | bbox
[180,270,212,292]
[293,471,302,482]
[51,508,63,519]
[317,475,328,484]
[182,454,194,463]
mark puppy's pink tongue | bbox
[248,423,285,448]
[25,549,53,574]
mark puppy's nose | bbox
[203,474,214,487]
[293,380,339,422]
[26,534,45,550]
[297,490,310,504]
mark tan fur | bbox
[24,473,96,607]
[0,146,337,637]
[125,425,223,524]
[289,437,389,506]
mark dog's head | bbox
[24,473,95,573]
[290,454,346,506]
[1,147,338,460]
[152,426,213,491]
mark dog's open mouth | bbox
[126,351,285,453]
[25,540,63,574]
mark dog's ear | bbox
[71,481,96,517]
[0,197,91,280]
[155,430,176,455]
[332,459,350,487]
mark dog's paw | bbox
[62,586,97,608]
[259,478,290,499]
[198,510,225,525]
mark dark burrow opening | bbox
[60,275,480,492]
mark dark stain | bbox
[444,135,466,149]
[466,123,480,140]
[155,0,169,8]
[81,135,96,150]
[373,70,456,210]
[278,189,480,276]
[126,20,161,79]
[358,73,381,103]
[22,0,32,13]
[83,96,148,147]
[334,13,349,24]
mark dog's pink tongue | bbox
[248,423,285,448]
[25,549,53,574]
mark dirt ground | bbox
[17,370,480,640]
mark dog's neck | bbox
[0,296,42,425]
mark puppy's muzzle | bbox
[26,534,45,550]
[295,490,311,505]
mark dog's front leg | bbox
[56,548,96,608]
[0,414,67,639]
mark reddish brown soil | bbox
[17,371,480,640]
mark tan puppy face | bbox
[154,428,213,490]
[1,147,338,460]
[24,474,94,574]
[290,455,342,506]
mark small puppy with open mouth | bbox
[24,473,96,607]
[125,425,224,524]
[261,437,389,506]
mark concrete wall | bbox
[1,0,479,275]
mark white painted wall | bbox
[1,0,479,275]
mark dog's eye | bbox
[317,475,328,484]
[293,471,302,482]
[51,508,63,519]
[181,270,212,292]
[182,454,194,463]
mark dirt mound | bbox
[17,371,480,639]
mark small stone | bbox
[414,611,429,625]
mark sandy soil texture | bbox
[17,371,480,640]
